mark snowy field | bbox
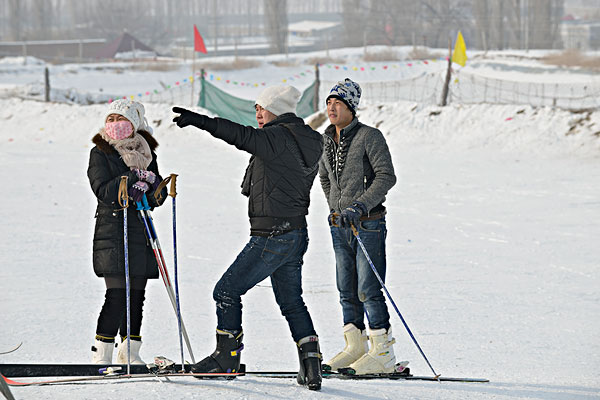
[1,50,599,399]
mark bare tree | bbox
[528,0,564,49]
[264,0,288,54]
[7,0,23,40]
[31,0,52,39]
[505,0,523,49]
[341,0,364,47]
[359,0,472,48]
[473,0,564,50]
[421,0,473,48]
[473,0,492,50]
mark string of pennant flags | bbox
[109,73,201,102]
[322,57,446,71]
[108,69,316,102]
[206,69,313,86]
[108,58,447,103]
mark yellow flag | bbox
[452,31,467,67]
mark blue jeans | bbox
[330,218,390,331]
[213,228,316,342]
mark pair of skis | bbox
[1,368,489,387]
[0,358,489,386]
[117,174,193,372]
[1,361,489,386]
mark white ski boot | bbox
[91,338,114,364]
[323,323,368,371]
[348,327,397,375]
[116,337,145,364]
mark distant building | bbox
[95,32,157,60]
[0,32,157,63]
[288,20,341,38]
[561,19,600,50]
[0,39,106,63]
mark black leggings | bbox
[95,276,147,340]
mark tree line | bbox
[1,0,566,52]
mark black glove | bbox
[340,201,367,228]
[327,211,339,226]
[147,186,167,208]
[172,107,207,129]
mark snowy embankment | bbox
[0,97,599,399]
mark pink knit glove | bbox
[134,169,157,185]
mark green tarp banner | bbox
[198,79,317,127]
[298,80,317,119]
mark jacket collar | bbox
[324,117,360,140]
[340,117,359,137]
[263,113,299,128]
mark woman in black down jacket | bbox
[87,99,166,364]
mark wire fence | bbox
[2,63,599,111]
[450,70,600,109]
[320,72,445,105]
[320,68,600,110]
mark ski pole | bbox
[350,223,440,380]
[142,202,196,364]
[0,372,16,400]
[118,176,131,375]
[168,174,185,372]
[136,195,196,364]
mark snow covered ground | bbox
[1,50,599,399]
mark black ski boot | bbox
[296,335,322,391]
[191,330,243,377]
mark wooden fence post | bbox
[440,37,452,106]
[314,63,320,113]
[199,68,205,108]
[44,67,50,102]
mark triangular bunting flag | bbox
[452,31,467,67]
[194,24,207,54]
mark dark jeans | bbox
[213,228,316,342]
[330,218,390,331]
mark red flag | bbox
[193,24,207,54]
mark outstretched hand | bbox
[172,107,207,129]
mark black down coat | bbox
[204,113,323,234]
[87,131,167,278]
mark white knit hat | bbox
[105,99,153,134]
[255,85,301,116]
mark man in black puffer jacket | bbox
[172,85,323,391]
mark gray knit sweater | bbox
[319,118,396,214]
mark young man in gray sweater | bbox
[319,78,398,375]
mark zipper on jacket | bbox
[327,135,343,211]
[325,133,347,212]
[336,147,342,211]
[363,175,369,216]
